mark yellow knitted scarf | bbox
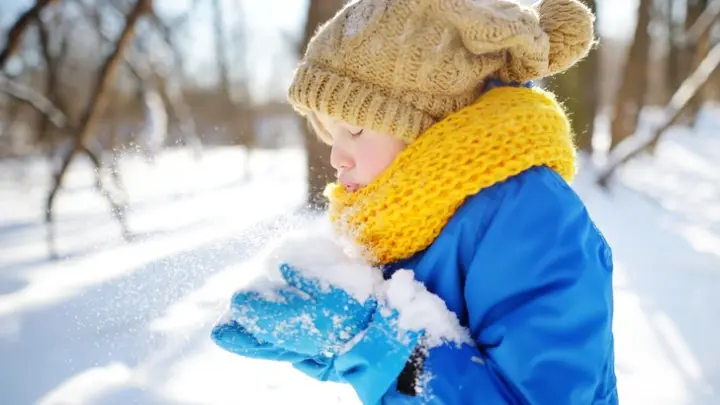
[325,87,577,265]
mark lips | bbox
[338,174,359,192]
[344,183,359,192]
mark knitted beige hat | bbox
[288,0,595,143]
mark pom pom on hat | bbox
[536,0,596,75]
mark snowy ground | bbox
[0,124,719,404]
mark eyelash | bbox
[350,129,364,137]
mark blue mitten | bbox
[212,314,343,382]
[215,263,468,404]
[228,263,379,357]
[211,318,309,363]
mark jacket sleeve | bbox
[367,169,616,404]
[394,169,616,404]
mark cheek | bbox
[355,141,402,181]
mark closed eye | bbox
[350,129,364,137]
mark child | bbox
[212,0,618,403]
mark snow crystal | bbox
[332,314,345,329]
[231,305,267,336]
[380,269,472,348]
[296,314,319,337]
[338,328,352,341]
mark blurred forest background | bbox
[1,1,720,404]
[0,0,718,247]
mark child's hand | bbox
[229,263,378,357]
[211,318,310,363]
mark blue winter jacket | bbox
[217,165,618,404]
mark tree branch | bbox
[0,76,67,128]
[682,0,720,45]
[87,1,202,157]
[46,0,152,253]
[0,0,60,70]
[597,41,720,187]
[35,15,73,146]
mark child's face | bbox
[316,113,406,192]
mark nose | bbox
[330,143,354,172]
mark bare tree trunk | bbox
[712,34,720,102]
[685,0,710,125]
[608,0,653,151]
[36,16,71,150]
[211,0,254,179]
[88,2,203,161]
[45,0,151,257]
[579,0,599,152]
[547,64,592,152]
[598,40,720,186]
[548,0,597,153]
[665,0,682,102]
[231,0,255,178]
[211,0,231,96]
[0,0,60,69]
[147,3,204,155]
[156,75,203,159]
[299,0,343,210]
[714,21,720,102]
[0,3,68,145]
[108,116,124,190]
[0,101,22,155]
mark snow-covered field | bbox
[1,121,719,404]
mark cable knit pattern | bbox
[288,0,594,143]
[325,87,576,265]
